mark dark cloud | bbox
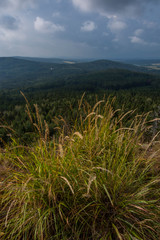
[91,0,154,11]
[0,16,20,30]
[0,0,159,59]
[72,0,159,16]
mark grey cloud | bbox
[0,0,36,10]
[72,0,159,16]
[91,0,153,11]
[0,16,20,30]
[0,0,8,7]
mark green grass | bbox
[0,97,160,239]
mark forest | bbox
[0,57,160,143]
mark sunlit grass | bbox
[0,97,159,239]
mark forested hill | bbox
[29,68,159,92]
[0,57,159,91]
[0,57,160,143]
[0,57,60,89]
[14,56,72,64]
[72,59,146,72]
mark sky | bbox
[0,0,160,59]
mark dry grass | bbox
[0,97,159,239]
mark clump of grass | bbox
[0,97,159,240]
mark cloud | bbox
[107,18,127,33]
[112,37,119,42]
[129,35,160,47]
[129,36,147,45]
[0,29,25,42]
[0,15,22,43]
[143,20,157,29]
[71,0,92,12]
[134,29,144,36]
[0,16,20,30]
[81,21,96,32]
[71,0,159,17]
[52,11,61,18]
[0,0,8,7]
[34,17,65,33]
[103,32,109,36]
[0,0,36,10]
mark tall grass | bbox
[0,97,159,239]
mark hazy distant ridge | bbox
[0,57,159,90]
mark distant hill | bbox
[31,68,159,92]
[121,59,160,66]
[0,57,59,89]
[14,57,153,72]
[0,57,159,91]
[14,56,78,64]
[14,56,95,64]
[73,60,148,73]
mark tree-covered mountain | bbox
[0,57,159,91]
[14,56,78,64]
[28,68,159,92]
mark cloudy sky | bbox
[0,0,160,59]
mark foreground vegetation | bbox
[0,97,159,239]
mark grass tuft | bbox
[0,98,159,239]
